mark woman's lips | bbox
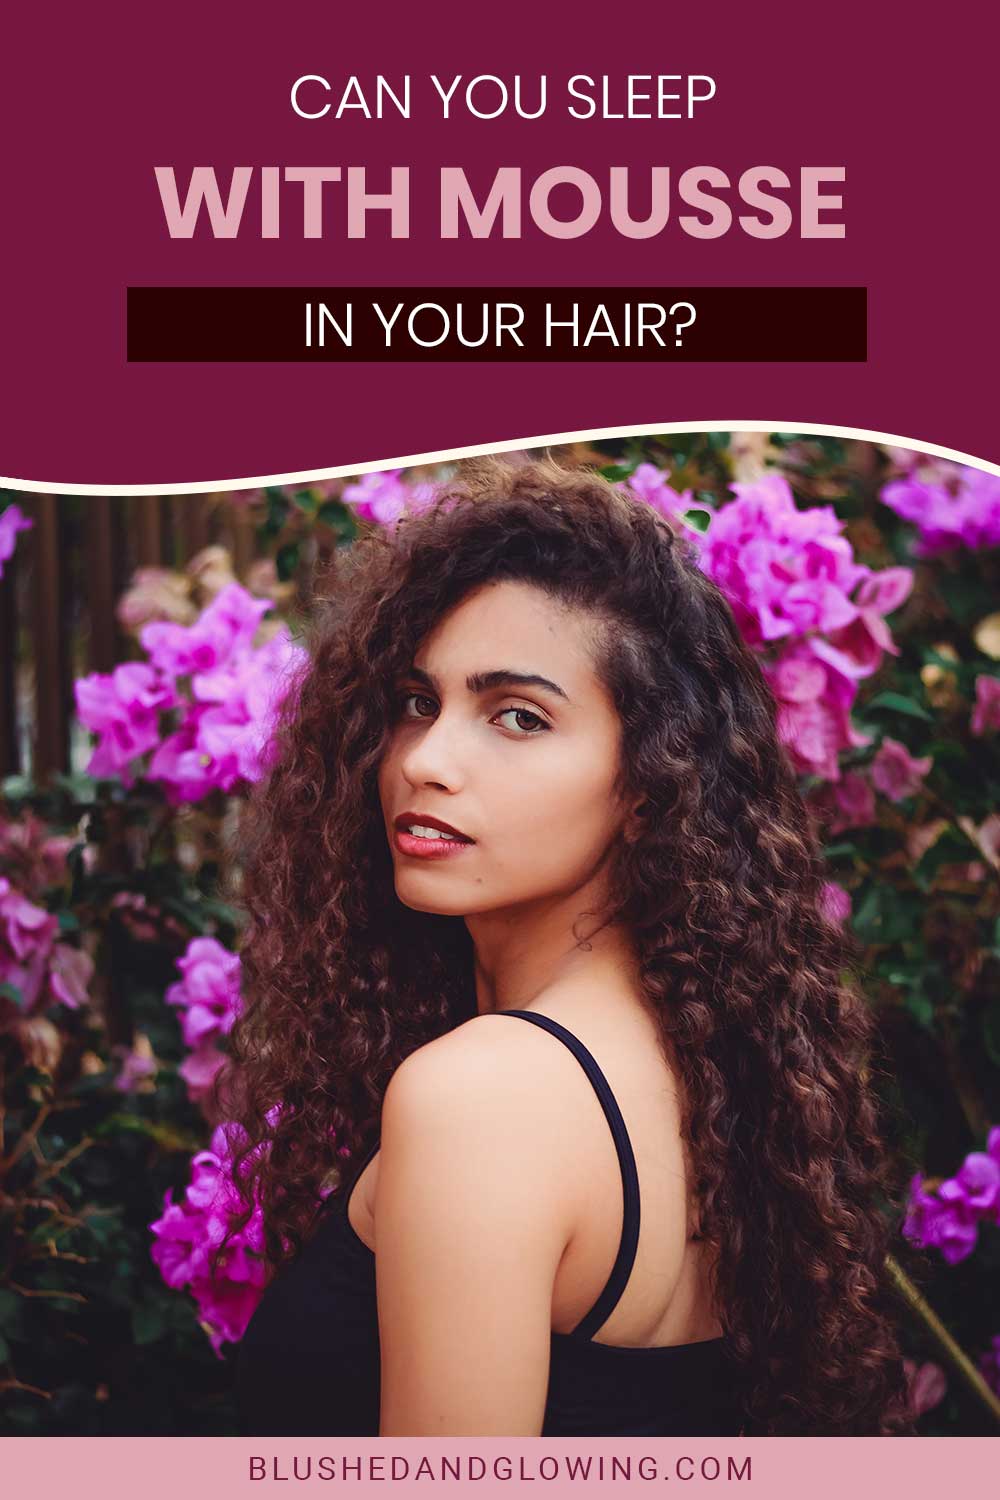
[393,827,476,860]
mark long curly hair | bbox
[222,453,911,1436]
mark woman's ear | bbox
[623,798,648,844]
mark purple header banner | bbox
[1,0,998,484]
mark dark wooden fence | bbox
[1,494,262,785]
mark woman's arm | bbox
[373,1025,575,1436]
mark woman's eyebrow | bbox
[407,665,570,702]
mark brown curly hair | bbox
[222,453,911,1436]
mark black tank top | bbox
[236,1009,744,1436]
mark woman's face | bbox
[377,579,630,919]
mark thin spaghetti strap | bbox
[496,1008,641,1340]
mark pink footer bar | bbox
[0,1437,995,1497]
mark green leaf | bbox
[316,501,358,545]
[132,1299,167,1346]
[259,490,290,540]
[0,981,25,1008]
[598,463,635,482]
[912,824,978,890]
[851,885,917,945]
[682,508,713,533]
[275,542,300,582]
[83,1210,123,1250]
[864,691,933,722]
[1,773,37,800]
[195,896,242,930]
[822,841,859,860]
[936,572,998,628]
[903,990,935,1030]
[156,895,210,934]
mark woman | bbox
[227,454,910,1437]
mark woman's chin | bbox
[395,881,474,917]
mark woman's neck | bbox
[468,904,641,1016]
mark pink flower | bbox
[0,811,74,896]
[0,874,92,1014]
[903,1175,948,1249]
[166,937,242,1049]
[149,1117,268,1355]
[934,1181,982,1263]
[190,1278,266,1355]
[901,1359,947,1419]
[179,1041,227,1104]
[686,474,911,751]
[47,942,94,1009]
[0,503,33,577]
[829,770,877,833]
[91,587,311,805]
[871,738,933,802]
[0,944,51,1012]
[186,630,307,789]
[150,1193,212,1288]
[694,474,870,649]
[971,813,1000,869]
[74,663,177,785]
[0,876,58,962]
[622,463,694,523]
[112,1041,159,1092]
[971,675,1000,736]
[902,1173,979,1264]
[765,641,871,781]
[954,1152,1000,1216]
[140,581,271,681]
[146,717,222,805]
[819,881,851,925]
[342,469,436,527]
[825,566,913,675]
[880,465,1000,554]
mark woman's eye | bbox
[399,692,436,718]
[494,706,549,735]
[398,693,548,736]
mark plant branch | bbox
[886,1253,1000,1428]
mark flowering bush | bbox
[165,937,243,1106]
[880,460,1000,555]
[74,582,309,802]
[0,875,94,1014]
[903,1129,1000,1264]
[150,1121,267,1354]
[659,471,915,781]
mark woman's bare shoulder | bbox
[377,1012,581,1252]
[385,1010,578,1133]
[382,1008,640,1208]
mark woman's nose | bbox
[399,712,466,790]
